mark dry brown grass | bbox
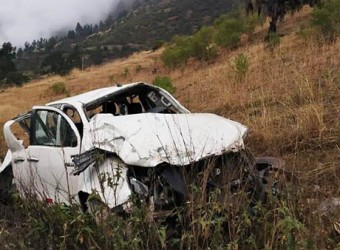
[0,8,339,246]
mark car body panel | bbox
[79,156,132,208]
[2,106,82,203]
[1,82,256,210]
[89,113,248,167]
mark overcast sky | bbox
[0,0,123,47]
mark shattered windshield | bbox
[84,85,185,119]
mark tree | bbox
[0,42,28,86]
[67,30,76,39]
[24,42,31,52]
[17,48,23,58]
[0,42,16,81]
[66,46,82,69]
[75,22,83,36]
[89,46,104,65]
[45,36,57,52]
[41,46,83,75]
[245,0,320,37]
[41,52,69,75]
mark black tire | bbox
[0,165,14,204]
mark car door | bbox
[6,106,81,204]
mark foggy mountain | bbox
[0,0,141,47]
[11,0,238,76]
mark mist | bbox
[0,0,131,47]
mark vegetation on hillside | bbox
[161,13,257,68]
[6,0,238,82]
[311,0,340,41]
[161,0,340,70]
[0,1,340,248]
[245,0,320,36]
[0,43,28,87]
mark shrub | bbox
[161,27,218,69]
[191,26,218,61]
[311,0,340,42]
[161,14,256,68]
[213,15,249,49]
[161,35,193,68]
[161,46,188,69]
[153,76,175,93]
[50,82,69,96]
[231,53,249,82]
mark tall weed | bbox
[230,53,250,82]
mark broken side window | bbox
[31,110,77,147]
[63,107,83,138]
[10,114,31,148]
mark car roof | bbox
[47,82,145,106]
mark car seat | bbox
[127,102,143,114]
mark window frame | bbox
[30,106,81,148]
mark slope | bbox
[0,6,340,247]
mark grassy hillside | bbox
[14,0,238,75]
[1,6,340,248]
[85,0,237,47]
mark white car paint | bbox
[0,82,249,209]
[89,113,248,167]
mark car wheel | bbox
[256,157,298,202]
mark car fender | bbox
[78,156,132,209]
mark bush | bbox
[161,46,188,69]
[153,76,175,94]
[311,0,340,42]
[161,14,256,68]
[161,35,193,68]
[213,15,250,49]
[161,27,218,69]
[231,53,249,82]
[50,82,69,96]
[191,26,218,61]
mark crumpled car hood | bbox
[88,113,248,167]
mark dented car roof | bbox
[47,82,145,106]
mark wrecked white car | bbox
[0,82,284,213]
